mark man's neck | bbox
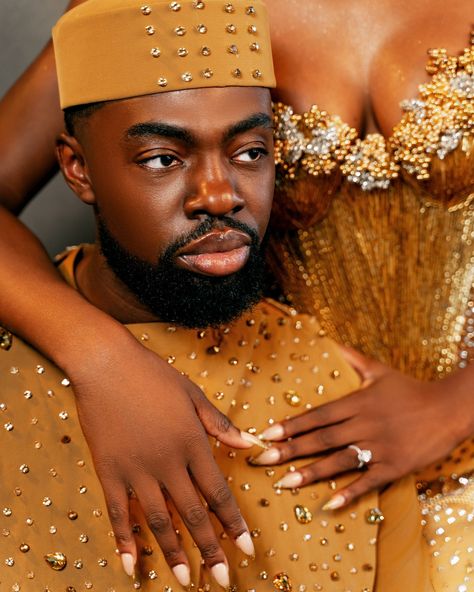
[75,245,159,324]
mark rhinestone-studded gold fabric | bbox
[0,248,431,591]
[53,0,275,109]
[269,34,474,592]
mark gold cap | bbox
[53,0,275,109]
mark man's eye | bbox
[143,154,180,169]
[234,147,268,163]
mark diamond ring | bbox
[348,444,372,469]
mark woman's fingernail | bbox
[211,563,230,589]
[120,553,135,577]
[274,471,303,489]
[235,531,255,556]
[240,431,268,449]
[250,447,281,465]
[260,424,285,441]
[172,564,191,587]
[322,494,346,511]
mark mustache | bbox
[165,217,260,257]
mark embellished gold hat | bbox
[53,0,275,109]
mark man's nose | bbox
[184,172,244,219]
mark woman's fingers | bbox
[136,479,192,587]
[260,396,357,442]
[190,448,255,556]
[252,421,357,465]
[189,386,265,450]
[100,480,137,577]
[166,473,232,589]
[322,468,387,510]
[270,447,385,506]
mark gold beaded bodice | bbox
[270,36,474,380]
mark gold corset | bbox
[269,37,474,381]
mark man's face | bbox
[64,87,275,327]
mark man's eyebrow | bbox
[124,122,195,145]
[124,112,273,145]
[223,112,273,143]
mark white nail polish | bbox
[240,431,268,449]
[211,563,230,589]
[235,531,255,556]
[120,553,135,577]
[322,494,346,511]
[260,424,285,441]
[172,564,191,587]
[274,471,303,489]
[251,447,281,465]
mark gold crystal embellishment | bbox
[169,1,181,10]
[141,5,152,15]
[175,26,186,36]
[252,69,262,79]
[224,3,235,12]
[151,47,161,58]
[248,24,257,34]
[284,390,301,406]
[365,507,384,524]
[44,552,67,571]
[273,572,292,592]
[202,68,213,79]
[193,0,205,7]
[0,328,12,351]
[294,504,313,524]
[246,5,256,15]
[201,46,211,56]
[145,25,155,35]
[249,42,260,52]
[227,44,238,55]
[196,24,207,33]
[232,68,242,78]
[157,77,168,87]
[226,24,237,34]
[181,72,193,82]
[177,47,188,57]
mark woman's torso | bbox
[267,0,474,380]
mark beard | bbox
[98,216,266,329]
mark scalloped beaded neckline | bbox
[273,35,474,191]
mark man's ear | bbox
[56,133,96,205]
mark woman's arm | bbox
[0,3,256,584]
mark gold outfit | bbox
[0,248,431,591]
[270,34,474,592]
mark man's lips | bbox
[176,229,252,276]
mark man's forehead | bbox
[88,86,273,140]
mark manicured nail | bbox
[260,424,285,441]
[211,563,230,589]
[172,564,191,587]
[322,494,346,511]
[235,531,255,556]
[240,431,268,449]
[274,471,303,489]
[120,553,135,577]
[250,447,281,465]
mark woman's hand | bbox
[69,330,258,587]
[252,346,474,510]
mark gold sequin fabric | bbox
[268,34,474,592]
[0,249,431,591]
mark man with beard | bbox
[0,1,430,591]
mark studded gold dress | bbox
[269,37,474,591]
[0,248,432,591]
